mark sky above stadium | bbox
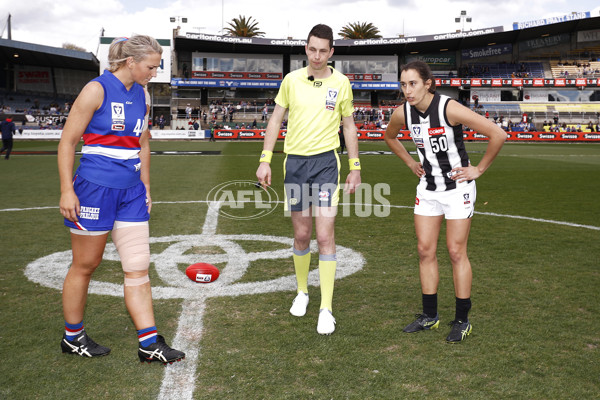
[1,0,599,53]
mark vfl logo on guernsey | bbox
[412,126,422,138]
[111,102,125,131]
[428,127,445,136]
[325,88,339,111]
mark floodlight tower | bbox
[170,16,188,37]
[455,10,472,32]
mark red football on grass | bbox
[186,263,220,283]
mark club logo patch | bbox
[111,102,125,132]
[111,102,124,119]
[325,88,339,111]
[463,193,470,205]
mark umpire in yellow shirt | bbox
[256,24,361,335]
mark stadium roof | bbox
[0,38,99,71]
[173,15,600,57]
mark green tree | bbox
[224,15,265,37]
[62,42,86,52]
[338,22,382,39]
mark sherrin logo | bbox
[428,127,445,136]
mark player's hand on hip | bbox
[451,164,482,182]
[410,161,425,178]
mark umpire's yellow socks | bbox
[318,254,337,312]
[293,247,311,294]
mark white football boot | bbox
[317,309,336,335]
[289,291,309,317]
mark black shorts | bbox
[283,150,340,212]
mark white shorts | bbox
[414,181,476,219]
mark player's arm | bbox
[341,114,361,194]
[384,106,424,178]
[140,89,152,212]
[57,81,103,222]
[256,104,286,188]
[446,100,506,182]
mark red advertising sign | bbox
[214,130,600,142]
[191,71,282,80]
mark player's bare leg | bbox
[63,233,109,324]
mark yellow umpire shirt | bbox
[276,66,354,156]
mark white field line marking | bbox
[22,201,365,400]
[7,201,599,231]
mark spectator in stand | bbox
[159,114,165,129]
[0,117,17,160]
[209,124,216,142]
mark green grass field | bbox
[1,139,599,399]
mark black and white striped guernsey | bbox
[404,93,470,192]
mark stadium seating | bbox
[459,62,545,78]
[549,60,600,78]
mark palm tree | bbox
[224,15,265,37]
[338,22,382,39]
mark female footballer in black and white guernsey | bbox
[384,60,506,342]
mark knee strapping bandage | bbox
[111,222,150,286]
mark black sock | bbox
[422,293,438,318]
[455,297,472,322]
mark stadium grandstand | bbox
[0,38,98,130]
[1,11,600,139]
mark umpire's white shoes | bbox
[290,291,309,317]
[317,309,336,335]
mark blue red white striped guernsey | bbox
[75,70,147,189]
[404,93,471,192]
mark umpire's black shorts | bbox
[283,150,340,212]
